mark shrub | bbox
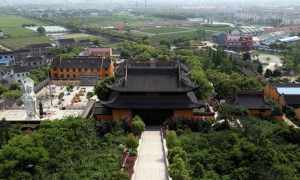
[126,133,139,150]
[111,171,129,180]
[169,155,191,180]
[166,130,180,149]
[86,92,94,100]
[168,146,187,164]
[58,92,64,100]
[66,85,74,92]
[131,116,145,136]
[165,117,213,132]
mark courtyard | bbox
[0,85,95,121]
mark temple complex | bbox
[94,61,210,125]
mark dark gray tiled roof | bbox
[52,57,112,69]
[235,92,271,110]
[274,83,300,88]
[13,66,34,73]
[101,91,204,109]
[284,95,300,108]
[27,43,53,48]
[111,61,196,93]
[25,57,43,62]
[57,38,76,44]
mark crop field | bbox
[0,15,51,50]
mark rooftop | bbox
[52,56,112,69]
[57,38,76,44]
[284,95,300,108]
[235,92,271,110]
[27,43,53,48]
[110,61,196,93]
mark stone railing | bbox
[160,128,172,180]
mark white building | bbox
[0,30,4,38]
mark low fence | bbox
[130,135,142,180]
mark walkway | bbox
[133,129,168,180]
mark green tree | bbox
[0,134,49,178]
[94,77,115,100]
[166,131,180,149]
[169,156,191,180]
[264,69,273,78]
[0,85,8,96]
[125,133,139,150]
[131,116,145,136]
[3,90,22,100]
[37,26,46,35]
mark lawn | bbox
[0,15,51,50]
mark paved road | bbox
[133,130,168,180]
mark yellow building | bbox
[264,83,300,120]
[50,57,114,85]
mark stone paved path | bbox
[133,130,168,180]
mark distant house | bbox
[213,32,254,51]
[0,66,13,81]
[27,43,53,57]
[212,32,227,46]
[50,56,114,86]
[22,57,50,68]
[0,52,15,66]
[56,38,76,49]
[265,83,300,119]
[78,39,94,47]
[235,91,272,118]
[13,48,31,65]
[82,48,113,58]
[12,66,33,83]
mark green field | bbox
[141,27,191,34]
[199,24,233,32]
[0,15,51,50]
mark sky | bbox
[2,0,300,6]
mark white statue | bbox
[21,78,39,120]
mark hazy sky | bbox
[3,0,300,6]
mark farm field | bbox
[0,15,51,49]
